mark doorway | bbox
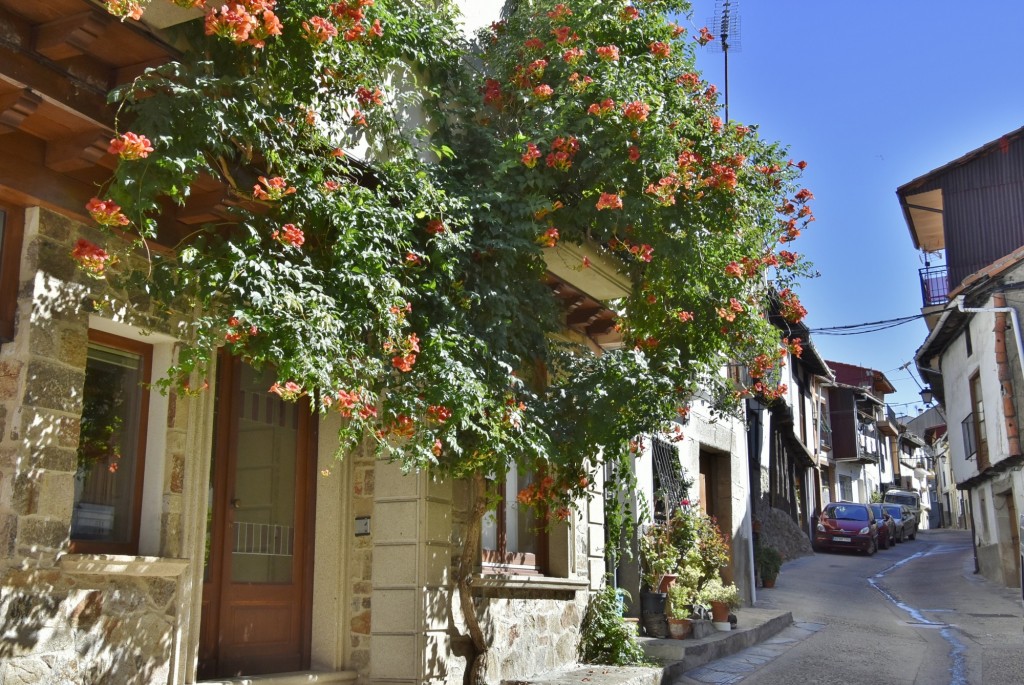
[995,488,1021,589]
[699,450,733,583]
[198,359,317,678]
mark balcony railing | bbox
[919,265,949,307]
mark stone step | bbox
[640,607,793,679]
[502,665,662,685]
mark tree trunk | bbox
[458,472,490,685]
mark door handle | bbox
[231,497,242,509]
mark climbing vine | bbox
[86,0,814,548]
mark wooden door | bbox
[199,359,316,678]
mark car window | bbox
[869,504,885,520]
[824,504,868,521]
[885,494,917,506]
[883,505,902,518]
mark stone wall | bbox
[348,444,377,680]
[442,481,594,685]
[0,207,194,684]
[0,566,181,684]
[475,589,586,680]
[755,501,813,561]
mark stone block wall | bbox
[0,207,195,684]
[348,444,377,679]
[438,480,595,685]
[475,589,585,680]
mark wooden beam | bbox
[567,306,601,327]
[587,318,617,336]
[45,130,114,172]
[176,190,233,225]
[0,89,43,134]
[0,46,112,126]
[34,11,110,62]
[115,58,171,86]
[0,129,100,221]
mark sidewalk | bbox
[639,606,792,677]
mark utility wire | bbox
[809,313,925,335]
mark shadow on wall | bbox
[0,566,177,684]
[1,223,177,683]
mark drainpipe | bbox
[955,295,1023,457]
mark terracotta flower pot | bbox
[710,601,730,623]
[763,577,776,588]
[658,573,678,593]
[667,617,692,640]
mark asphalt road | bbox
[691,528,1024,685]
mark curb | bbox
[640,608,793,678]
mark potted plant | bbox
[638,522,679,638]
[755,545,783,588]
[666,583,693,639]
[639,522,680,594]
[696,577,740,629]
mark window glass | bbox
[481,469,544,573]
[71,336,151,552]
[824,503,867,521]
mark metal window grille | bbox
[233,521,295,557]
[651,438,686,518]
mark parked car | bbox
[883,503,918,542]
[899,504,918,540]
[870,503,896,549]
[815,502,878,555]
[883,489,921,527]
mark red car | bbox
[814,502,878,555]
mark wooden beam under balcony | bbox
[567,306,602,327]
[45,130,113,172]
[176,189,235,225]
[0,89,43,134]
[34,11,110,62]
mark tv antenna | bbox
[707,1,741,123]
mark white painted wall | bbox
[456,0,505,36]
[940,307,1009,485]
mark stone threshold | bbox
[502,664,662,685]
[197,670,357,685]
[641,607,793,677]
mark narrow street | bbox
[679,529,1024,685]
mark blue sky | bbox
[685,0,1024,414]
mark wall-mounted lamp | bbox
[920,387,934,404]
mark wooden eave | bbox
[545,273,623,351]
[0,0,181,219]
[897,125,1024,252]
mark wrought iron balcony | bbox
[919,265,949,307]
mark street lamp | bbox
[920,387,934,405]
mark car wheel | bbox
[896,529,903,543]
[879,533,887,550]
[867,537,876,556]
[909,528,916,540]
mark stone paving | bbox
[673,622,826,685]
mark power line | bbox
[809,313,925,335]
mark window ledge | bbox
[470,573,589,592]
[59,554,191,577]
